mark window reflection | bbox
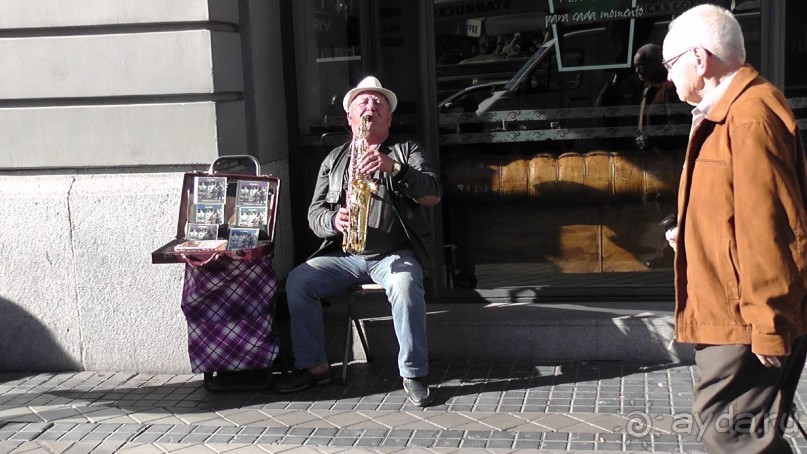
[784,0,807,175]
[292,0,365,260]
[434,0,761,289]
[294,0,362,137]
[288,0,768,290]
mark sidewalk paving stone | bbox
[1,361,806,452]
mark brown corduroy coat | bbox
[674,65,807,356]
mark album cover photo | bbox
[193,176,227,204]
[236,206,268,228]
[186,223,219,241]
[236,180,272,207]
[193,203,224,224]
[228,227,260,250]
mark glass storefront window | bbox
[290,0,431,265]
[290,0,365,258]
[293,0,362,138]
[433,0,760,289]
[287,0,774,293]
[785,0,807,145]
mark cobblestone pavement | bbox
[1,361,807,453]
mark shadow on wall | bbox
[0,296,81,372]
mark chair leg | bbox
[342,289,380,384]
[354,317,372,363]
[342,301,353,385]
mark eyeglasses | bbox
[662,48,694,71]
[661,47,712,71]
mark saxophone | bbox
[342,115,376,254]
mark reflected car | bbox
[437,80,508,132]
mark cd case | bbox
[193,176,227,204]
[173,239,228,252]
[228,228,260,250]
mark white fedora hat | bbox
[342,76,398,112]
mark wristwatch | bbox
[390,160,402,177]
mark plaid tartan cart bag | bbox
[152,156,281,390]
[180,253,279,374]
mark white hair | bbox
[668,4,746,66]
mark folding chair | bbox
[341,283,386,384]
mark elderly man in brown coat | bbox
[663,5,807,453]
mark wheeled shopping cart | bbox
[152,155,281,391]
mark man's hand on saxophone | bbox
[332,207,349,235]
[358,147,394,175]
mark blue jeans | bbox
[285,248,429,378]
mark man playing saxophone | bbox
[277,76,442,407]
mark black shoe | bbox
[403,377,433,407]
[275,368,331,393]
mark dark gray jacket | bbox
[307,140,442,270]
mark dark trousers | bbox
[693,336,807,453]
